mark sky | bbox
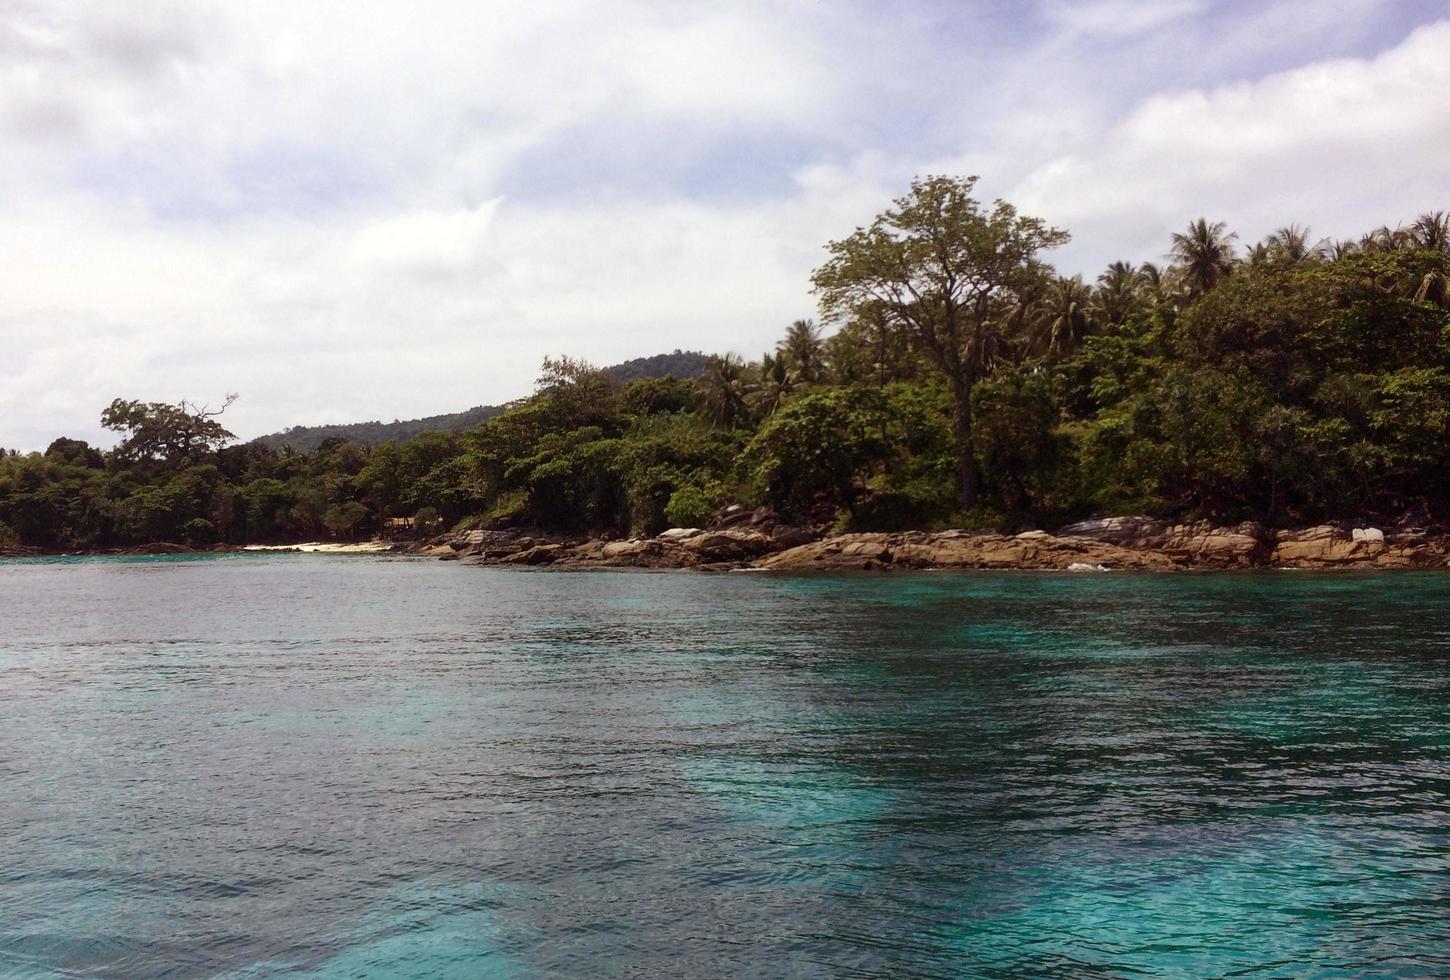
[2,0,1448,450]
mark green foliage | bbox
[664,486,716,528]
[5,198,1450,552]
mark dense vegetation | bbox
[3,177,1448,552]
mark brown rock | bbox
[1163,522,1271,567]
[500,543,564,566]
[682,529,775,562]
[1058,516,1169,547]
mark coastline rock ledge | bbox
[418,518,1449,571]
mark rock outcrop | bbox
[417,515,1450,572]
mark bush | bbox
[664,485,715,528]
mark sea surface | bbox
[3,555,1450,978]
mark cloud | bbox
[1011,20,1450,269]
[0,1,1446,450]
[1038,0,1207,38]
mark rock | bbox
[1162,522,1270,567]
[1271,525,1384,565]
[657,527,701,541]
[839,539,892,561]
[758,534,891,571]
[770,526,816,549]
[682,529,775,562]
[602,539,652,560]
[127,542,195,555]
[1016,530,1051,540]
[713,504,751,528]
[1352,527,1385,543]
[1058,516,1168,546]
[500,543,564,566]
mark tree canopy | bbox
[4,184,1449,553]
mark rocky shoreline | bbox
[410,512,1450,572]
[8,512,1446,570]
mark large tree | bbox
[101,394,238,465]
[810,175,1067,509]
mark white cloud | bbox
[1012,20,1450,269]
[0,2,1446,450]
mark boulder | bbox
[1163,522,1271,567]
[758,534,893,571]
[770,526,817,549]
[499,543,564,566]
[657,527,701,541]
[1057,516,1169,547]
[682,529,775,562]
[1271,525,1383,565]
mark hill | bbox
[250,350,710,452]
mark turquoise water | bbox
[3,556,1450,977]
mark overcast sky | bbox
[3,0,1448,450]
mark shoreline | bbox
[408,515,1450,572]
[7,516,1448,571]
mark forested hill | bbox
[251,350,709,452]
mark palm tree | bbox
[1245,241,1273,268]
[699,353,750,429]
[1136,261,1180,308]
[753,352,795,416]
[1328,240,1359,261]
[1169,219,1238,298]
[1360,225,1414,253]
[1035,276,1094,356]
[778,319,826,384]
[1411,211,1450,255]
[1265,224,1323,265]
[1093,261,1141,326]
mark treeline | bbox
[3,177,1448,551]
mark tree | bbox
[778,319,827,383]
[1037,276,1094,355]
[811,175,1068,509]
[101,394,238,465]
[699,353,751,429]
[323,500,369,538]
[1169,219,1237,298]
[754,352,795,416]
[1094,261,1141,326]
[1411,211,1450,255]
[1265,224,1323,265]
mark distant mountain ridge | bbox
[250,350,710,452]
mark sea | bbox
[2,554,1449,977]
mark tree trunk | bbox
[951,373,980,511]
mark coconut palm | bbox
[1245,242,1273,268]
[1265,224,1324,265]
[1093,261,1141,326]
[1360,225,1414,253]
[778,319,827,384]
[1411,211,1450,255]
[1131,260,1189,310]
[1035,276,1094,356]
[753,352,795,416]
[1328,240,1359,261]
[699,353,750,429]
[1169,219,1238,298]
